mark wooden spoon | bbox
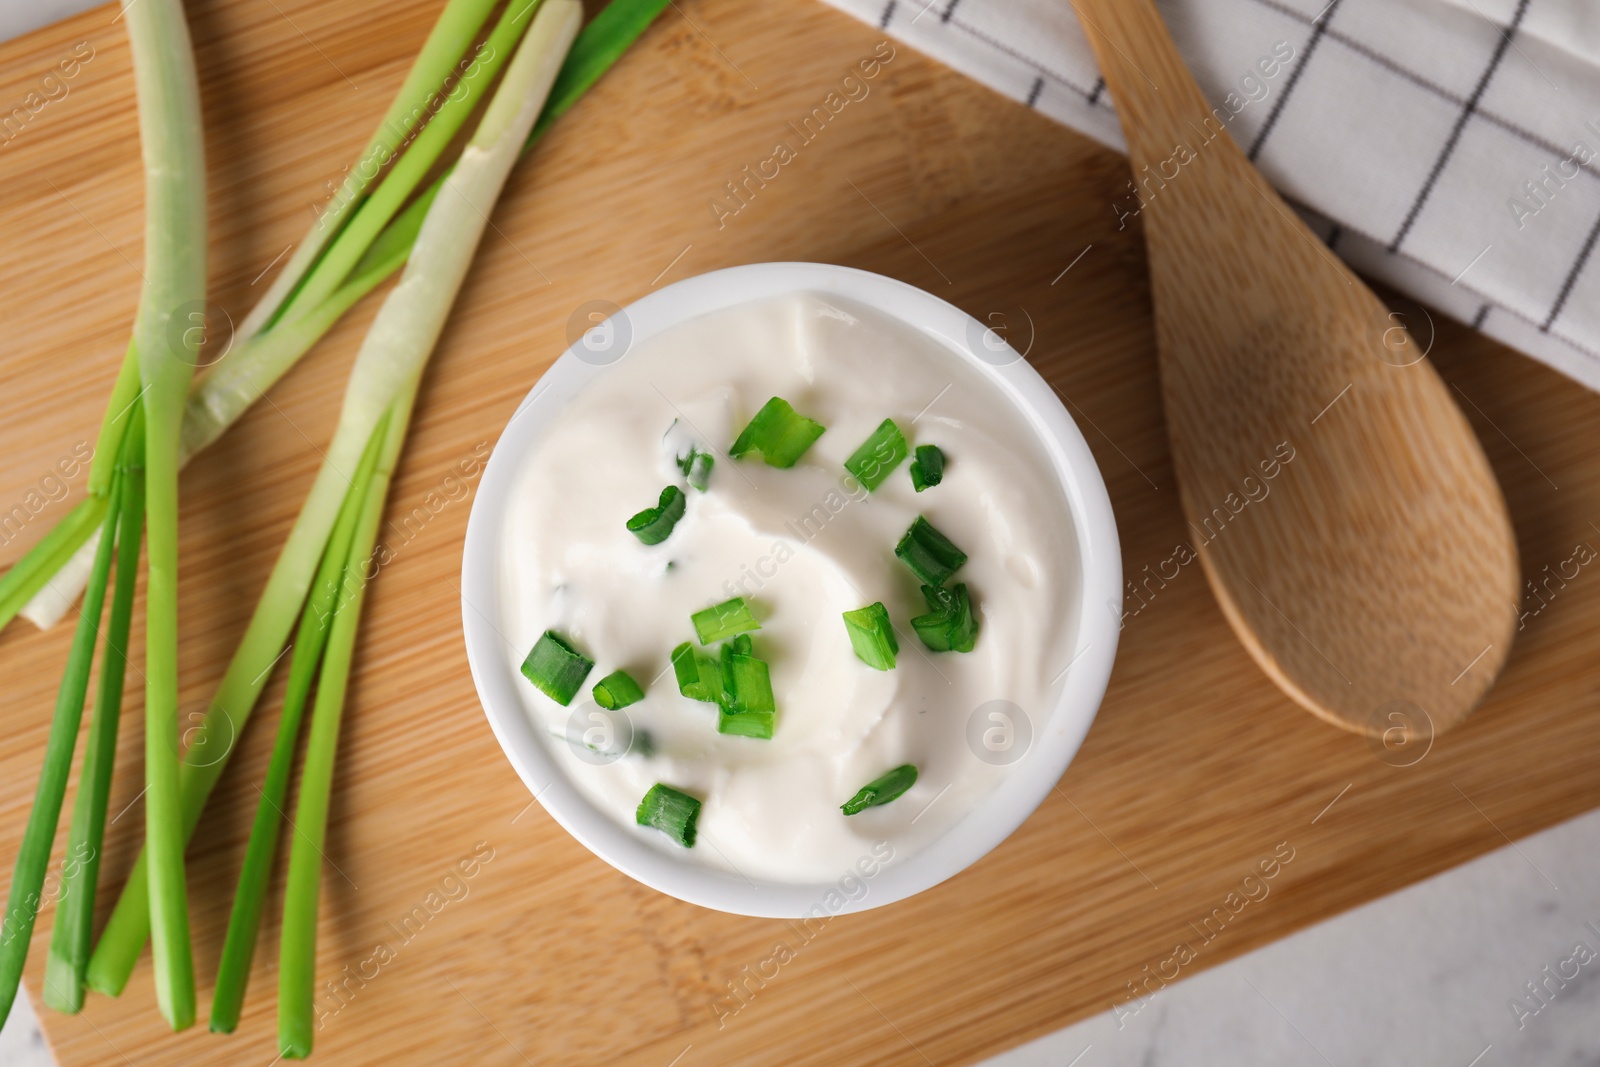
[1070,0,1519,737]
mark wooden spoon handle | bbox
[1069,0,1241,168]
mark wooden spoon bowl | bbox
[1071,0,1519,737]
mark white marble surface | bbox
[0,993,46,1067]
[979,807,1600,1067]
[1,3,1597,1067]
[0,0,100,47]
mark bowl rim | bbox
[460,261,1122,918]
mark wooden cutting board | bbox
[1,1,1598,1064]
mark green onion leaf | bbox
[0,435,125,1025]
[677,447,714,491]
[593,669,645,710]
[843,418,908,491]
[271,0,541,334]
[841,764,918,815]
[671,641,722,702]
[208,419,386,1036]
[842,602,899,671]
[43,434,143,1015]
[529,0,674,145]
[728,397,826,468]
[911,582,980,653]
[636,783,701,847]
[909,444,945,492]
[521,630,594,706]
[691,597,760,644]
[895,516,967,586]
[627,485,686,545]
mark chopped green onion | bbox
[911,583,980,653]
[717,638,775,739]
[895,516,968,586]
[626,485,686,545]
[521,630,594,706]
[842,602,899,671]
[909,444,945,492]
[717,705,775,740]
[841,764,918,815]
[843,418,908,491]
[593,669,645,710]
[729,397,826,468]
[671,641,721,702]
[636,783,701,847]
[677,447,714,491]
[691,596,760,644]
[721,644,773,705]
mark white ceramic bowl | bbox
[461,262,1121,918]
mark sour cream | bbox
[498,292,1079,883]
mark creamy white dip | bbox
[499,292,1079,882]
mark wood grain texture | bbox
[1070,0,1519,736]
[0,1,1594,1065]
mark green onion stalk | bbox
[41,424,144,1014]
[233,0,503,345]
[1,0,671,635]
[88,0,663,1022]
[127,0,209,1029]
[274,1,582,1051]
[203,425,383,1034]
[0,0,665,1036]
[0,0,209,1027]
[0,0,500,634]
[276,399,413,1058]
[0,422,129,1026]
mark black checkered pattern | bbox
[828,0,1600,388]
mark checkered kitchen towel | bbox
[822,0,1600,392]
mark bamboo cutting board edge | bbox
[0,1,1596,1065]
